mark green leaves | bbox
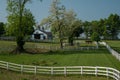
[6,0,35,52]
[91,32,100,42]
[106,14,120,39]
[6,9,35,36]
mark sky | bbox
[0,0,120,23]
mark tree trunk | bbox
[16,36,25,53]
[16,0,25,53]
[68,36,74,46]
[60,38,63,49]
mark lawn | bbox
[0,40,96,53]
[0,70,113,80]
[106,40,120,53]
[0,40,119,80]
[0,46,120,70]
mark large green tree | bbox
[40,0,65,49]
[63,10,77,46]
[6,0,35,53]
[91,32,100,48]
[106,14,120,39]
[83,21,92,39]
[41,1,83,47]
[6,9,35,36]
[67,19,83,46]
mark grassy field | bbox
[0,40,96,53]
[0,41,120,70]
[0,40,119,80]
[106,40,120,53]
[0,48,120,70]
[0,69,113,80]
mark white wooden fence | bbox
[100,42,120,61]
[0,61,120,80]
[24,44,97,51]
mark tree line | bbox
[40,0,120,48]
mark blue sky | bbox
[0,0,120,23]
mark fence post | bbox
[81,66,83,75]
[51,67,53,75]
[35,66,37,75]
[64,67,67,76]
[118,72,120,80]
[119,54,120,61]
[7,62,9,70]
[117,71,120,80]
[106,68,109,79]
[21,65,23,74]
[95,67,98,76]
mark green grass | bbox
[106,40,120,53]
[0,41,120,70]
[0,40,119,80]
[0,69,113,80]
[0,47,120,70]
[0,40,59,53]
[0,40,96,53]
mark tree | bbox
[41,1,83,47]
[91,32,100,48]
[62,10,77,46]
[98,19,106,38]
[106,14,120,39]
[0,22,5,36]
[6,0,36,53]
[83,21,91,39]
[41,0,65,49]
[6,9,35,36]
[67,19,83,46]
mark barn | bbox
[31,29,52,40]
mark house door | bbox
[34,34,40,39]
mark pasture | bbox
[0,69,113,80]
[0,48,120,69]
[106,40,120,53]
[0,40,120,80]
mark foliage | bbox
[83,14,120,40]
[67,19,83,45]
[6,0,35,52]
[6,9,35,36]
[40,0,66,48]
[41,1,83,46]
[91,32,100,42]
[0,22,5,36]
[83,21,92,39]
[72,20,83,38]
[105,14,120,39]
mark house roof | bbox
[33,29,52,37]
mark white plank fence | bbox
[0,61,120,80]
[100,42,120,61]
[24,44,97,51]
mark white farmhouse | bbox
[31,29,52,40]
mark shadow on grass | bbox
[0,46,110,56]
[42,46,110,55]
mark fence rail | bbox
[0,61,120,80]
[100,42,120,61]
[24,44,97,51]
